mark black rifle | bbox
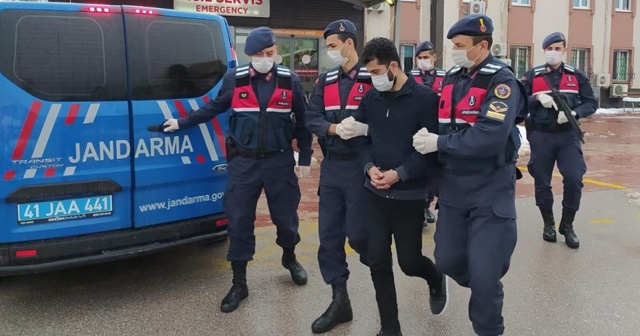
[541,73,585,144]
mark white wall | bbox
[633,5,640,89]
[441,1,461,70]
[364,7,392,41]
[532,1,569,65]
[591,0,610,78]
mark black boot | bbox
[220,261,249,313]
[540,207,557,242]
[282,248,308,285]
[558,209,580,249]
[311,283,353,333]
[424,208,436,225]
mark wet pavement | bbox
[1,114,640,336]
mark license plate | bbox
[17,195,113,225]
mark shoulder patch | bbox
[486,100,508,122]
[494,83,512,99]
[563,64,575,73]
[448,65,462,75]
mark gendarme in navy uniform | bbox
[162,26,313,314]
[522,32,597,248]
[305,19,372,334]
[412,14,526,336]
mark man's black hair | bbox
[471,36,494,48]
[362,37,401,68]
[337,33,358,48]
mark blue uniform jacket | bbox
[351,77,440,200]
[437,56,523,161]
[306,62,367,154]
[522,63,597,125]
[177,64,312,166]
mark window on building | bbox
[512,0,531,5]
[509,46,530,79]
[570,48,591,77]
[400,44,416,71]
[613,50,631,82]
[616,0,630,11]
[573,0,589,8]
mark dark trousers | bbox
[224,151,301,261]
[365,189,440,334]
[527,130,587,212]
[434,202,517,336]
[318,158,368,285]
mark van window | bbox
[126,15,228,100]
[0,10,127,102]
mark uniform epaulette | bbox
[325,67,340,83]
[563,64,575,73]
[235,65,250,78]
[435,69,447,77]
[276,66,291,77]
[477,61,505,75]
[410,69,421,76]
[532,65,547,77]
[357,68,371,79]
[448,65,462,75]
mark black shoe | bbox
[311,284,353,333]
[282,251,308,285]
[376,331,403,336]
[540,207,557,243]
[559,209,580,249]
[429,272,448,316]
[220,283,248,313]
[424,208,436,224]
[543,224,557,242]
[559,222,580,249]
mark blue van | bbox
[0,2,235,275]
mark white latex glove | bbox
[557,111,577,124]
[336,116,368,140]
[537,93,558,110]
[163,118,179,132]
[295,166,311,179]
[412,127,439,154]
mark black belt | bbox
[532,123,572,133]
[237,149,279,160]
[325,151,357,161]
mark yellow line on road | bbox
[517,166,628,190]
[591,217,617,225]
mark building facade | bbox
[365,0,639,105]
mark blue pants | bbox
[527,130,587,212]
[224,151,301,261]
[317,157,368,285]
[435,166,517,336]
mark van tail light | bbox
[215,218,228,227]
[134,8,157,15]
[83,6,119,14]
[15,249,37,258]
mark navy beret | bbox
[244,27,276,56]
[415,40,435,56]
[323,19,357,39]
[447,14,494,39]
[542,32,566,49]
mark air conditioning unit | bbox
[468,0,486,14]
[491,43,507,57]
[609,83,628,98]
[367,2,389,12]
[593,73,611,87]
